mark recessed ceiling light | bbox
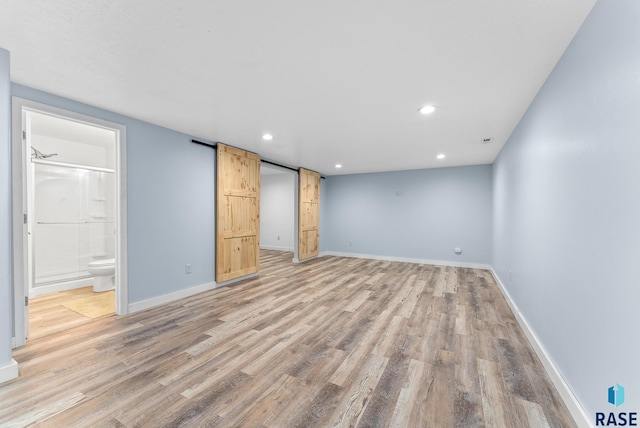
[262,134,273,141]
[418,105,437,115]
[335,164,342,168]
[436,153,446,160]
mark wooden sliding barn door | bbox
[298,168,320,261]
[216,143,260,283]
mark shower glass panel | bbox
[33,162,115,287]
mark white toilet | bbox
[87,258,116,292]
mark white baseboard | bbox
[321,251,491,270]
[293,255,320,264]
[30,278,93,298]
[489,268,591,428]
[0,359,19,384]
[215,273,258,288]
[260,245,294,252]
[128,281,217,313]
[128,273,262,313]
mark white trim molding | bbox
[489,268,591,428]
[260,245,294,252]
[293,255,319,264]
[128,281,217,313]
[0,359,18,384]
[29,278,93,298]
[320,251,491,270]
[215,273,259,288]
[11,97,129,347]
[129,273,262,313]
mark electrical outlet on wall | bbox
[186,264,192,274]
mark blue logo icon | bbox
[609,384,625,407]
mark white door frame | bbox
[259,163,299,262]
[11,98,128,347]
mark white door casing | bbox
[11,98,128,347]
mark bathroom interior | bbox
[26,110,117,339]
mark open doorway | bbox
[260,163,297,261]
[12,99,128,346]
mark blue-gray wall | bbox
[0,49,14,377]
[492,0,640,416]
[11,85,216,304]
[323,165,492,265]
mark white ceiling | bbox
[0,0,596,176]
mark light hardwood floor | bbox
[29,286,115,340]
[0,251,575,427]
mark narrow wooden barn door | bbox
[298,168,320,260]
[216,143,260,283]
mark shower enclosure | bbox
[26,110,117,296]
[31,161,115,289]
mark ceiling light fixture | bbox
[418,105,437,115]
[436,154,446,160]
[262,134,273,141]
[335,164,342,168]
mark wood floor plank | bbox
[1,391,86,427]
[516,397,552,428]
[0,250,577,427]
[329,309,393,387]
[328,352,388,427]
[388,357,425,428]
[478,357,519,428]
[220,373,300,427]
[29,286,115,340]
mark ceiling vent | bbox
[482,137,492,144]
